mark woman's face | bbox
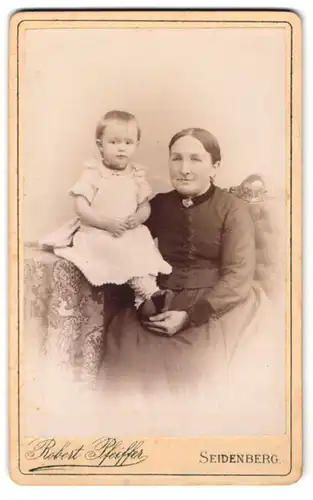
[169,135,219,197]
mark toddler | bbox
[41,110,173,318]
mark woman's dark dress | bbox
[102,186,265,392]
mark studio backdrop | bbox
[21,27,286,242]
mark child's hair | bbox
[95,110,141,145]
[168,128,221,164]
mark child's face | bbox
[100,119,139,169]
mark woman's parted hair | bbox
[95,110,141,144]
[168,128,221,164]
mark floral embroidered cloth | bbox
[24,245,110,384]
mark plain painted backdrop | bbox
[21,27,286,241]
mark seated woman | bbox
[100,127,269,406]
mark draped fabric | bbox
[24,245,127,385]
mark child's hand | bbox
[113,225,128,237]
[103,218,128,237]
[126,215,139,230]
[113,220,129,237]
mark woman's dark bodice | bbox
[146,185,256,317]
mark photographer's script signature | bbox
[26,437,148,472]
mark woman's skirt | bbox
[94,284,285,436]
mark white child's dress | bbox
[41,160,172,287]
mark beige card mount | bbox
[9,10,302,485]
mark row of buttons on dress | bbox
[175,203,197,287]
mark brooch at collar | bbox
[182,198,194,208]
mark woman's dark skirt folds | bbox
[100,283,264,394]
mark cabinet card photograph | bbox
[9,10,302,485]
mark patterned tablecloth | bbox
[23,245,129,384]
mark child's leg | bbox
[128,276,174,318]
[128,275,159,308]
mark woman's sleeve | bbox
[187,201,256,327]
[69,165,99,204]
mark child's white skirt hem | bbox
[53,224,172,287]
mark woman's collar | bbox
[176,183,216,207]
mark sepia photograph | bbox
[9,10,301,485]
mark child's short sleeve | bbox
[69,162,100,204]
[133,164,153,205]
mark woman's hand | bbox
[142,310,189,336]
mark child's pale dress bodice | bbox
[44,160,171,286]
